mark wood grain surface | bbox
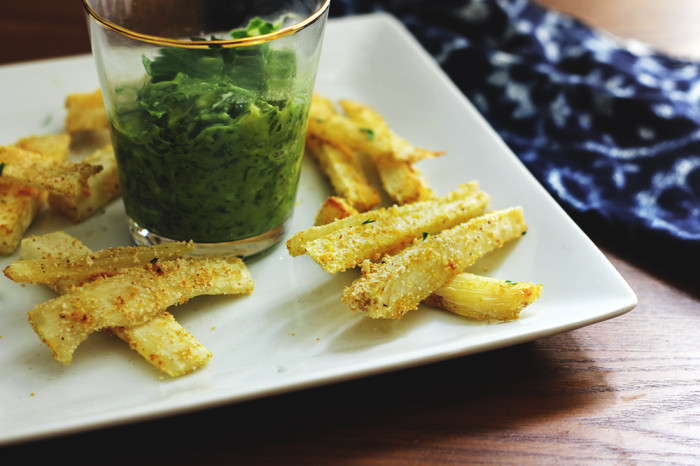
[2,1,700,464]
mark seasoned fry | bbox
[5,240,195,286]
[308,95,442,163]
[15,133,71,161]
[19,232,214,377]
[48,144,121,221]
[110,311,212,377]
[0,182,46,256]
[27,254,253,364]
[314,196,359,226]
[425,273,543,321]
[306,134,380,212]
[65,89,108,133]
[0,145,102,199]
[304,190,490,273]
[287,182,482,257]
[342,207,527,319]
[372,155,433,205]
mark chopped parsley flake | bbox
[422,232,430,240]
[362,219,376,225]
[0,162,4,176]
[359,128,375,140]
[505,280,518,285]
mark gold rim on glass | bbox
[81,0,331,48]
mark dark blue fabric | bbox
[330,0,700,271]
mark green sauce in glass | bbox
[109,18,309,243]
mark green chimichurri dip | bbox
[109,18,310,243]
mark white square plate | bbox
[0,13,636,445]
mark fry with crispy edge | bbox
[0,182,46,255]
[314,196,359,226]
[287,182,482,257]
[306,134,381,212]
[48,144,121,221]
[19,232,216,376]
[304,189,490,273]
[27,253,253,365]
[0,145,102,199]
[15,133,71,162]
[308,95,441,163]
[5,240,195,285]
[65,89,108,133]
[342,207,527,319]
[425,273,543,321]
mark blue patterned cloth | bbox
[330,0,700,270]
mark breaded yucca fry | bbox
[27,254,253,364]
[110,311,212,377]
[342,207,527,319]
[337,99,435,204]
[308,95,441,163]
[5,240,195,286]
[15,132,71,161]
[20,232,214,377]
[65,88,108,133]
[48,144,121,221]
[287,182,482,257]
[0,182,46,256]
[338,99,443,163]
[425,273,543,321]
[306,134,380,212]
[315,196,359,226]
[0,145,102,199]
[304,191,490,273]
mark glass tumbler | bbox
[82,0,330,259]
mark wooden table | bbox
[2,1,699,463]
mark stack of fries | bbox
[292,95,543,321]
[0,89,118,255]
[4,232,254,376]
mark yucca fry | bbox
[65,88,108,133]
[306,134,380,212]
[308,95,441,164]
[0,145,102,199]
[425,273,543,321]
[15,132,71,161]
[0,182,46,256]
[315,196,359,226]
[5,240,195,286]
[287,181,482,257]
[338,99,443,163]
[20,232,213,377]
[337,99,435,204]
[27,254,253,365]
[342,207,528,319]
[48,144,121,221]
[305,191,490,273]
[110,311,212,377]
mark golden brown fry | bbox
[5,240,195,286]
[27,254,253,365]
[0,145,102,199]
[65,89,108,133]
[306,134,380,212]
[308,95,442,164]
[287,182,481,257]
[48,144,121,221]
[425,273,543,321]
[19,233,213,377]
[338,99,443,163]
[342,207,527,319]
[314,196,359,226]
[110,311,212,377]
[0,182,46,256]
[304,190,490,273]
[372,156,433,205]
[15,133,71,161]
